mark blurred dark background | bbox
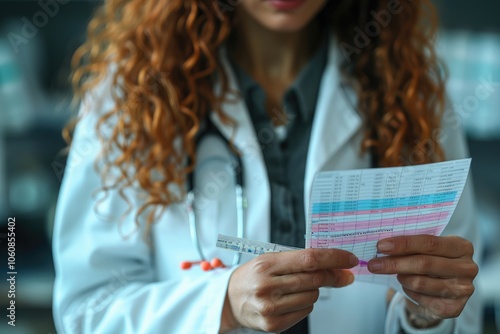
[0,0,499,333]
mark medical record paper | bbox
[306,158,471,288]
[218,158,471,290]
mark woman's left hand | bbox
[368,235,478,321]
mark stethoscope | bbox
[180,120,246,271]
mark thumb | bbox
[326,268,355,288]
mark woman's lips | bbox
[265,0,308,11]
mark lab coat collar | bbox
[210,47,261,159]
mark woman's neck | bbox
[228,9,321,87]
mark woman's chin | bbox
[256,16,313,33]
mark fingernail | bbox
[368,260,383,272]
[345,274,354,285]
[378,241,394,252]
[349,254,359,266]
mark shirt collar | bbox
[285,34,328,122]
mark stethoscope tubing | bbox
[186,191,207,262]
[186,120,246,267]
[233,184,246,265]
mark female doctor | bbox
[53,0,481,333]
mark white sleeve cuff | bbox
[385,292,455,334]
[203,266,239,334]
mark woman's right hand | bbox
[221,248,359,333]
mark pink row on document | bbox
[311,201,454,218]
[311,211,450,232]
[309,225,443,247]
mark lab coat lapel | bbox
[304,35,363,213]
[209,49,271,245]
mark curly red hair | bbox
[68,0,446,229]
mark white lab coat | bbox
[52,35,482,334]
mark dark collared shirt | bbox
[229,35,328,334]
[230,35,328,249]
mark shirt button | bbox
[279,220,292,233]
[274,125,287,141]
